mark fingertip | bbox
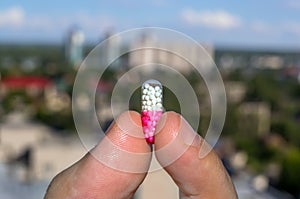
[155,111,181,148]
[109,110,145,143]
[45,111,152,199]
[154,111,202,169]
[104,110,148,153]
[155,111,201,150]
[115,110,141,127]
[86,110,152,173]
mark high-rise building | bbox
[129,32,157,73]
[101,30,121,69]
[65,27,85,67]
[128,32,214,74]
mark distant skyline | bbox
[1,0,300,48]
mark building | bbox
[65,27,85,67]
[100,30,122,69]
[238,102,271,137]
[0,76,53,98]
[129,32,158,73]
[225,81,247,104]
[128,32,214,74]
[0,112,86,181]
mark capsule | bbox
[141,79,163,144]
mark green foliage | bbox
[279,148,300,196]
[0,44,64,63]
[2,90,33,113]
[162,86,181,113]
[235,137,275,159]
[291,83,300,99]
[35,106,75,131]
[245,72,281,110]
[129,88,141,112]
[236,69,300,195]
[271,119,300,146]
[226,68,244,81]
[222,104,239,135]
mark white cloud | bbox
[181,9,241,30]
[0,5,115,40]
[0,6,25,27]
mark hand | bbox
[44,111,238,199]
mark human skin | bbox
[44,111,238,199]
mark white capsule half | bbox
[141,79,163,111]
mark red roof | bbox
[1,76,52,89]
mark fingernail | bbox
[179,116,202,148]
[176,116,213,159]
[141,79,163,144]
[198,140,213,159]
[115,111,144,139]
[155,111,167,133]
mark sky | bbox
[1,0,300,48]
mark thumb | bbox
[45,111,151,199]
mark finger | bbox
[45,111,151,199]
[154,111,237,199]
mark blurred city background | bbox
[1,0,300,198]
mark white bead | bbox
[152,99,157,104]
[142,80,163,113]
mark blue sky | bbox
[1,0,300,48]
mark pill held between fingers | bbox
[141,79,163,144]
